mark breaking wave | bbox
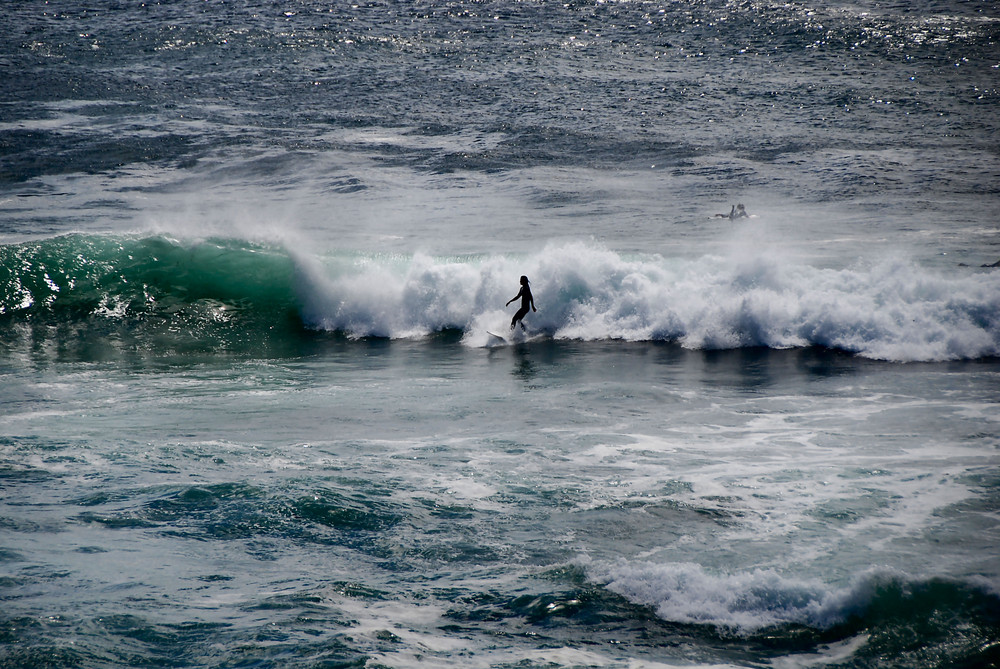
[586,559,1000,641]
[2,234,998,361]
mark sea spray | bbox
[291,248,485,339]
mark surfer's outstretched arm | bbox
[506,287,523,307]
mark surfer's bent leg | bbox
[511,306,529,330]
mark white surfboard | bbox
[485,329,542,346]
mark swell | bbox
[3,234,999,362]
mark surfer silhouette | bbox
[506,275,536,331]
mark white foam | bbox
[768,635,871,668]
[585,560,889,633]
[286,242,1000,361]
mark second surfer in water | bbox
[714,203,749,220]
[506,275,536,331]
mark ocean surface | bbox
[2,1,999,667]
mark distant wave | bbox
[587,560,1000,636]
[2,234,999,361]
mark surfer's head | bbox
[520,275,529,286]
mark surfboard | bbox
[486,330,508,344]
[486,329,542,346]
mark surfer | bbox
[715,205,736,219]
[506,275,536,331]
[714,203,749,220]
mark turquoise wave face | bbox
[0,234,309,358]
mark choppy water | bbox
[2,1,999,668]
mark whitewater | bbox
[2,1,999,668]
[296,241,1000,360]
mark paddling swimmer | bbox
[715,205,736,219]
[506,275,536,331]
[714,203,749,220]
